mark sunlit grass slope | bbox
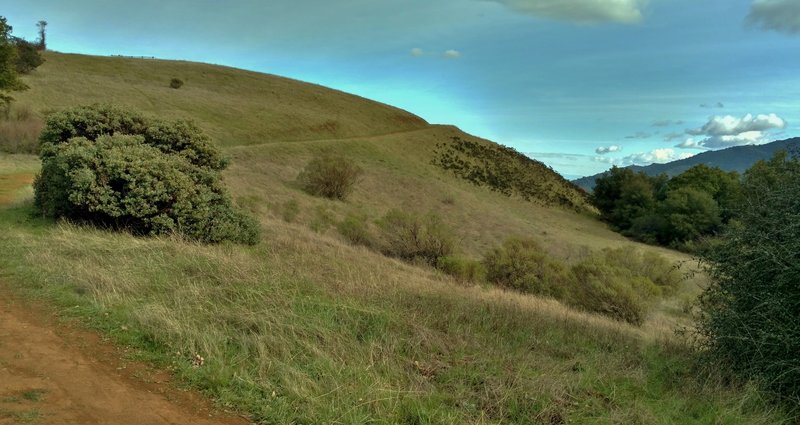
[15,52,428,146]
[0,53,791,422]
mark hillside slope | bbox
[15,52,428,147]
[0,53,790,423]
[574,137,800,191]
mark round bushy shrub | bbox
[33,105,259,245]
[298,154,362,200]
[169,77,184,89]
[376,209,454,266]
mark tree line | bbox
[591,163,743,250]
[1,16,46,111]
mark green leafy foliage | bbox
[592,165,738,249]
[432,136,592,212]
[0,17,28,108]
[376,209,455,266]
[483,240,680,324]
[33,104,259,244]
[697,151,800,405]
[13,37,44,74]
[297,154,362,200]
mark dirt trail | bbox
[0,292,250,425]
[0,174,249,425]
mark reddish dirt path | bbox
[0,176,249,424]
[0,291,251,425]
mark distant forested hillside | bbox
[574,137,799,191]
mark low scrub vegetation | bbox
[33,104,259,244]
[432,136,592,212]
[298,154,362,200]
[483,240,680,324]
[376,209,455,266]
[696,152,800,406]
[169,77,184,89]
[0,104,42,153]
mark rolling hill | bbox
[0,52,790,423]
[573,137,800,191]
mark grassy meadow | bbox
[0,52,792,423]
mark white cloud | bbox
[410,47,425,57]
[595,145,622,154]
[487,0,647,24]
[682,113,786,150]
[699,131,767,149]
[748,0,800,34]
[687,113,786,137]
[675,138,707,150]
[663,132,684,141]
[443,49,462,59]
[595,148,695,166]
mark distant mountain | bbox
[573,137,800,191]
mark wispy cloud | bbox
[747,0,800,35]
[410,48,462,59]
[652,119,683,127]
[443,49,462,59]
[486,0,648,24]
[595,145,623,154]
[595,148,695,166]
[625,131,651,139]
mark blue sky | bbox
[5,0,800,178]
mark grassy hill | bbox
[0,52,790,423]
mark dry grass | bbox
[15,52,428,147]
[0,104,44,154]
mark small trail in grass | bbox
[0,175,249,425]
[0,288,250,425]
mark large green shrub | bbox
[297,154,362,200]
[33,105,259,245]
[697,152,800,405]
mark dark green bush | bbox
[437,255,485,283]
[170,77,184,89]
[298,154,362,200]
[697,152,800,405]
[38,104,227,170]
[33,105,259,245]
[376,209,454,266]
[13,37,43,74]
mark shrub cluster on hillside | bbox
[484,240,679,324]
[592,164,741,249]
[432,136,592,212]
[334,209,679,324]
[298,154,363,200]
[33,104,260,244]
[696,152,800,405]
